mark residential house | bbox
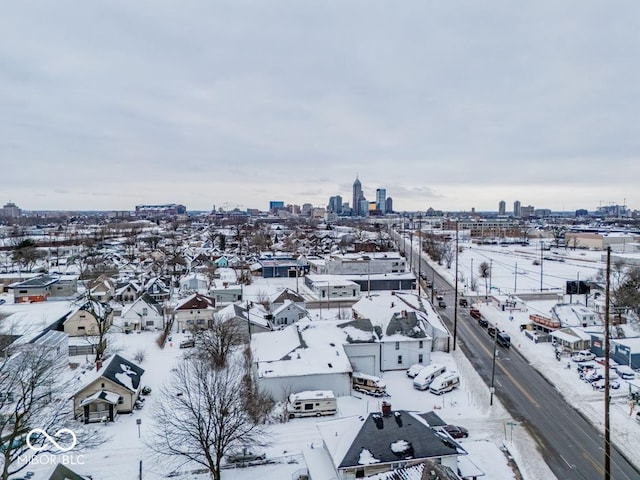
[347,292,440,375]
[271,300,309,328]
[178,272,209,293]
[143,277,171,303]
[209,281,243,305]
[114,279,142,303]
[87,274,116,302]
[216,303,272,340]
[63,299,113,337]
[270,288,306,310]
[120,293,164,331]
[174,293,217,331]
[250,322,352,401]
[312,410,473,480]
[73,354,145,423]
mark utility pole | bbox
[417,214,422,295]
[604,246,612,480]
[489,259,493,297]
[540,240,544,292]
[514,262,518,293]
[453,220,459,350]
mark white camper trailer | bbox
[352,372,387,396]
[429,371,460,395]
[286,390,337,419]
[413,363,447,390]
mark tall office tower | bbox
[498,200,506,215]
[352,176,363,216]
[328,195,343,214]
[376,188,387,214]
[513,200,521,218]
[385,196,393,214]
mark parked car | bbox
[469,308,482,320]
[614,365,636,380]
[406,364,426,378]
[436,294,444,301]
[438,300,447,309]
[443,424,469,439]
[582,370,603,383]
[425,280,433,288]
[576,362,596,374]
[571,350,596,362]
[225,448,266,464]
[459,298,468,307]
[592,379,620,391]
[477,317,488,328]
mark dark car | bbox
[459,298,468,307]
[478,317,488,328]
[425,280,433,288]
[438,300,447,309]
[443,425,469,439]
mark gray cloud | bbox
[0,1,638,212]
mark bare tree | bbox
[0,345,102,479]
[478,261,491,299]
[254,290,271,310]
[440,239,456,269]
[11,240,45,273]
[550,225,566,248]
[148,357,272,480]
[192,316,244,369]
[74,294,113,364]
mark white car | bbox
[406,364,425,378]
[571,351,596,362]
[592,379,620,391]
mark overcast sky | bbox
[1,1,639,213]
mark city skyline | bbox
[1,2,639,212]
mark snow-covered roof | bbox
[75,354,145,394]
[251,322,352,378]
[79,389,121,407]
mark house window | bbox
[397,355,402,364]
[142,308,148,316]
[78,326,86,331]
[395,342,399,350]
[118,396,124,405]
[418,354,423,363]
[355,468,365,478]
[101,383,105,388]
[419,340,423,349]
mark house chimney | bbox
[96,360,103,371]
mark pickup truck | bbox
[225,448,266,464]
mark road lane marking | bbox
[582,451,605,476]
[460,321,540,408]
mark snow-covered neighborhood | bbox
[0,210,639,480]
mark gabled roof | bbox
[48,463,89,480]
[175,293,216,311]
[12,274,59,288]
[320,410,463,470]
[270,288,305,305]
[76,354,145,394]
[121,293,163,318]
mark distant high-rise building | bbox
[301,203,313,217]
[513,200,521,218]
[498,200,506,215]
[359,198,369,217]
[328,195,342,215]
[376,188,387,214]
[269,201,285,212]
[520,205,535,218]
[352,176,363,216]
[385,197,393,214]
[1,202,21,218]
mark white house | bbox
[119,293,164,331]
[250,322,352,401]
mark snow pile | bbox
[358,448,381,465]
